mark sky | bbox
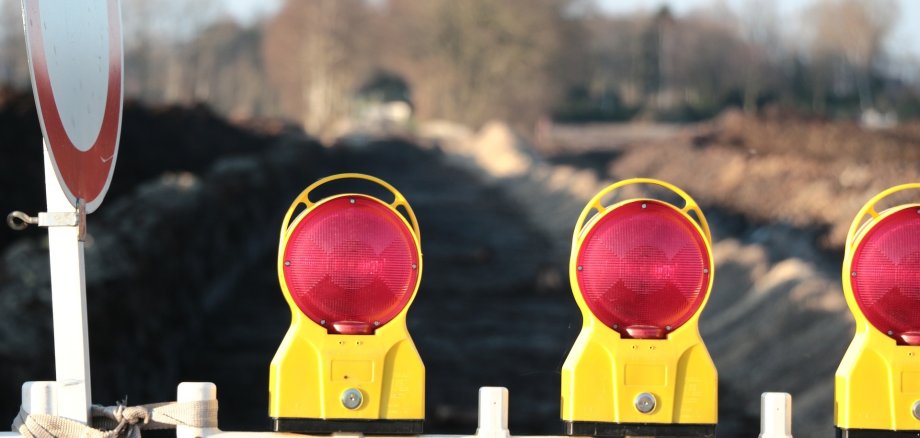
[224,0,920,60]
[225,0,283,25]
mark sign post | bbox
[43,144,91,424]
[17,0,124,425]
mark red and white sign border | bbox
[23,0,123,214]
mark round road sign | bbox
[23,0,123,213]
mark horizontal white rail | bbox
[4,383,793,437]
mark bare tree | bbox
[578,4,753,120]
[380,0,582,129]
[739,0,780,114]
[184,20,272,119]
[121,0,222,103]
[580,13,644,109]
[805,0,899,110]
[0,0,29,88]
[668,10,747,112]
[22,0,908,127]
[262,0,372,136]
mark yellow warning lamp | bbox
[269,173,425,434]
[835,183,920,437]
[561,178,717,437]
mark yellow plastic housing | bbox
[269,173,425,421]
[561,178,718,425]
[835,183,920,431]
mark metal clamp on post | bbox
[7,199,87,241]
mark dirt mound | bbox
[430,121,537,179]
[2,91,908,436]
[606,114,920,247]
[0,92,567,433]
[0,94,277,251]
[465,115,880,436]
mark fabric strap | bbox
[11,400,218,438]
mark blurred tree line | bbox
[0,0,918,134]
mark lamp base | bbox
[564,421,715,437]
[272,418,423,435]
[836,428,920,438]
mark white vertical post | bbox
[475,387,510,438]
[44,144,91,424]
[759,392,792,438]
[23,381,59,416]
[177,382,219,438]
[0,382,60,438]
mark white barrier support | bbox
[475,388,510,438]
[44,146,92,425]
[23,381,59,417]
[0,381,59,438]
[176,382,307,438]
[759,392,792,438]
[177,382,220,438]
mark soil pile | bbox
[551,111,920,247]
[0,92,566,433]
[2,94,914,436]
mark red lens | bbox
[851,206,920,345]
[282,195,420,334]
[576,200,711,339]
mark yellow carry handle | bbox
[572,178,711,246]
[279,173,421,245]
[845,183,920,250]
